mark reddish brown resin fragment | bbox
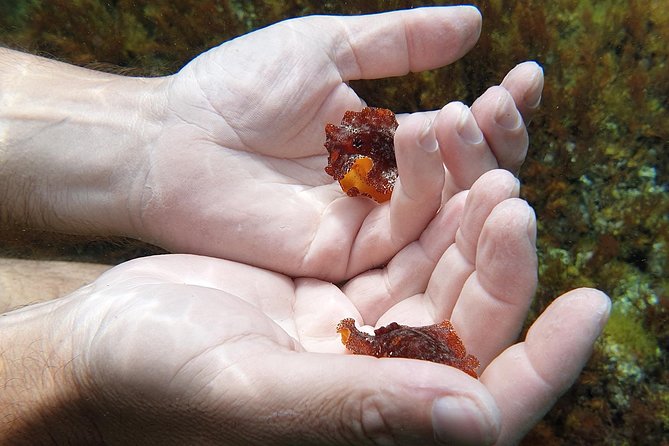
[324,107,398,203]
[336,318,480,378]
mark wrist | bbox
[0,299,97,443]
[0,48,168,237]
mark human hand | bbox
[0,7,542,281]
[134,7,543,280]
[3,171,609,445]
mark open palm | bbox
[134,7,542,281]
[53,171,608,445]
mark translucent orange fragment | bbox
[336,318,480,378]
[324,107,398,203]
[337,156,393,203]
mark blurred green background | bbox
[1,1,667,443]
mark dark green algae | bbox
[1,1,667,443]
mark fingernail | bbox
[418,117,439,152]
[432,396,497,445]
[525,203,537,244]
[456,104,484,145]
[524,64,544,110]
[495,94,522,130]
[596,293,613,330]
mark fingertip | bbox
[522,63,544,111]
[490,197,538,252]
[454,102,485,146]
[494,90,524,132]
[435,102,498,191]
[418,116,439,153]
[432,393,500,445]
[544,287,612,321]
[480,288,611,445]
[525,200,538,244]
[490,197,535,233]
[393,113,444,200]
[474,197,539,303]
[525,288,612,391]
[457,170,522,260]
[386,113,444,251]
[474,169,520,193]
[405,6,482,72]
[547,287,612,333]
[501,61,544,119]
[335,6,483,80]
[589,288,613,322]
[434,101,458,143]
[455,4,483,21]
[501,61,544,85]
[470,86,528,172]
[449,5,483,54]
[396,112,438,153]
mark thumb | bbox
[220,352,501,445]
[325,6,482,81]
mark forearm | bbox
[0,299,96,444]
[0,48,167,236]
[0,258,111,312]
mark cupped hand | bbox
[43,171,608,445]
[134,7,544,281]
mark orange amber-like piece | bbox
[324,107,398,203]
[337,318,480,378]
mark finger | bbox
[343,190,467,324]
[389,114,445,246]
[436,101,499,195]
[293,278,362,353]
[224,352,501,445]
[481,288,611,444]
[437,67,537,195]
[345,113,445,278]
[451,198,537,369]
[324,6,481,80]
[500,61,544,124]
[424,170,520,321]
[470,86,529,173]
